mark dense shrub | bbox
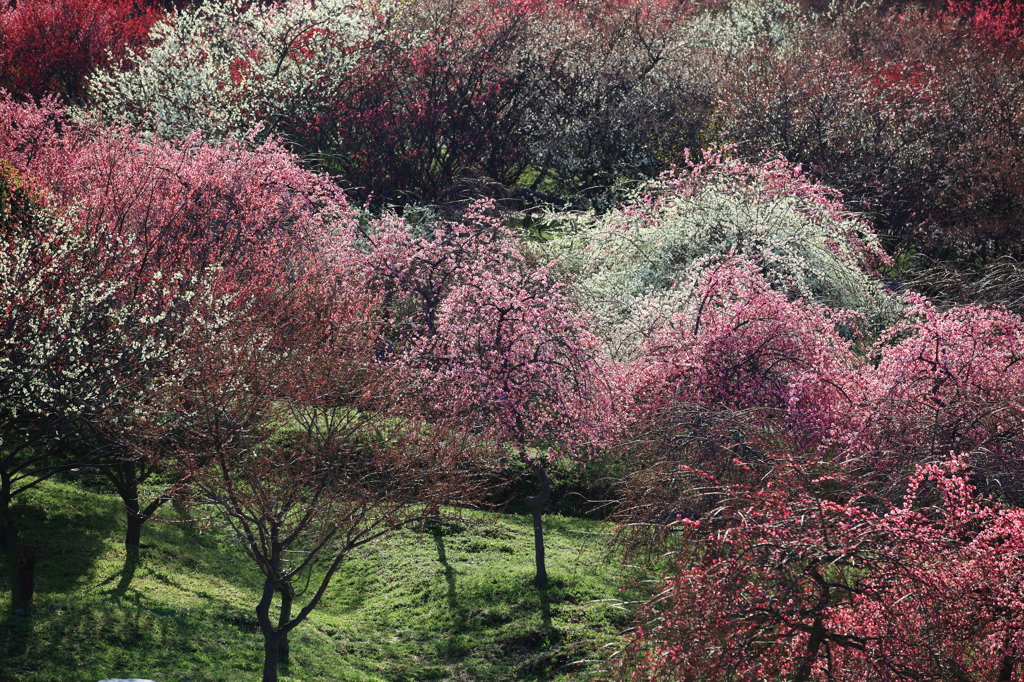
[88,0,370,140]
[842,297,1024,504]
[615,457,1024,682]
[0,0,158,103]
[538,151,894,356]
[712,2,1024,254]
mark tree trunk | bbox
[125,506,144,547]
[15,545,35,613]
[103,459,171,549]
[794,575,830,682]
[277,580,295,664]
[523,459,550,589]
[262,633,282,682]
[999,655,1016,682]
[0,485,32,613]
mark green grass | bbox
[0,480,639,682]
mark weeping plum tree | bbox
[610,259,860,552]
[610,262,1024,680]
[840,296,1024,504]
[359,202,608,587]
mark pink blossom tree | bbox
[128,232,494,682]
[358,201,608,587]
[0,93,356,610]
[842,296,1024,503]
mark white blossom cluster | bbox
[683,0,804,55]
[87,0,376,140]
[0,210,202,423]
[536,163,898,357]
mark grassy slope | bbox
[0,480,639,682]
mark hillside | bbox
[0,480,637,682]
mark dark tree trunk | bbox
[15,545,35,613]
[103,459,170,549]
[277,580,295,664]
[262,634,282,682]
[999,655,1016,682]
[125,505,144,547]
[0,483,32,613]
[523,459,551,589]
[794,574,830,682]
[257,576,282,682]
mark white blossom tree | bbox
[537,150,898,358]
[87,0,375,140]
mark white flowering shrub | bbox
[87,0,375,140]
[683,0,803,54]
[537,151,897,356]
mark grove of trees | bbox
[3,0,1024,679]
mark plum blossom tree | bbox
[140,243,493,682]
[842,296,1024,504]
[358,202,607,587]
[615,455,1024,682]
[0,92,356,609]
[537,150,895,359]
[0,160,203,613]
[634,259,858,445]
[610,259,860,551]
[0,0,158,103]
[87,0,372,140]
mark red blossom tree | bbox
[0,0,158,103]
[616,455,1024,682]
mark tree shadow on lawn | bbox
[0,590,265,682]
[1,491,119,601]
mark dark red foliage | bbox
[0,0,158,103]
[300,0,547,204]
[713,4,1024,254]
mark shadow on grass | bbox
[104,544,140,598]
[432,530,469,632]
[0,494,118,599]
[0,593,263,680]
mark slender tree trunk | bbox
[104,459,170,549]
[257,576,283,682]
[277,580,295,664]
[523,459,551,588]
[794,576,830,682]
